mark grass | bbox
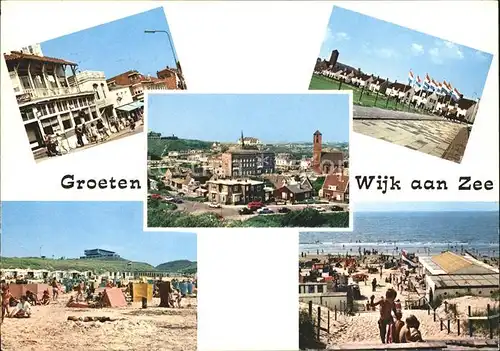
[309,74,425,114]
[148,137,213,159]
[148,207,349,228]
[0,257,156,273]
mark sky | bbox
[355,202,499,212]
[319,7,493,99]
[1,202,197,266]
[41,7,178,79]
[148,94,350,143]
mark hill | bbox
[0,257,155,273]
[148,136,213,159]
[156,260,197,274]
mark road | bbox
[175,200,348,220]
[353,105,446,121]
[36,125,144,162]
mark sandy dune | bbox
[1,295,197,351]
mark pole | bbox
[317,306,321,340]
[487,304,492,339]
[468,305,473,337]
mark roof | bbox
[115,100,144,112]
[322,174,349,193]
[457,98,477,110]
[207,179,263,186]
[226,149,274,155]
[421,251,498,275]
[390,82,412,91]
[4,51,76,66]
[279,183,312,194]
[431,273,499,289]
[313,130,322,136]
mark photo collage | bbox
[0,2,498,351]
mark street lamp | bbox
[144,30,187,89]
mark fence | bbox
[431,302,499,339]
[307,300,351,341]
[312,73,442,116]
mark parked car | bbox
[150,194,163,200]
[247,201,264,210]
[172,198,183,204]
[165,196,175,202]
[330,205,344,211]
[238,207,254,215]
[312,206,326,212]
[257,207,274,214]
[278,207,291,213]
[209,202,221,208]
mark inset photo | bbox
[298,202,499,350]
[1,202,197,351]
[311,6,493,163]
[3,7,186,163]
[146,92,351,229]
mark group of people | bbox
[371,288,424,344]
[1,283,53,322]
[45,112,143,158]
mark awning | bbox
[115,100,144,112]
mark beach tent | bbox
[101,287,127,308]
[131,283,153,302]
[9,283,50,300]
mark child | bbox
[1,285,12,322]
[400,315,424,343]
[10,295,32,318]
[393,311,405,343]
[371,288,398,343]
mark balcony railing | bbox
[21,86,82,100]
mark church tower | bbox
[312,130,322,168]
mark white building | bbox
[72,70,117,128]
[5,48,105,157]
[419,251,499,302]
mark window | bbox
[101,83,106,98]
[328,185,337,191]
[20,108,35,121]
[41,117,61,135]
[91,112,98,120]
[60,113,72,130]
[37,105,48,116]
[47,103,56,114]
[56,101,63,111]
[19,76,32,90]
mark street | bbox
[36,125,144,163]
[174,200,348,220]
[353,105,446,121]
[354,118,467,161]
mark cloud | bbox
[374,48,398,59]
[428,40,464,63]
[333,32,350,41]
[411,43,424,55]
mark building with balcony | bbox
[221,149,275,177]
[4,49,105,155]
[81,249,120,259]
[206,178,265,205]
[70,71,116,127]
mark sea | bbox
[300,210,499,257]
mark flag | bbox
[430,79,439,92]
[436,82,443,95]
[441,80,451,95]
[451,87,461,101]
[415,75,422,87]
[423,73,431,90]
[408,70,415,85]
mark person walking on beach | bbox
[372,278,377,292]
[371,288,398,344]
[51,278,59,301]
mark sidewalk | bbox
[35,125,144,162]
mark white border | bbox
[142,90,353,232]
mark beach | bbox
[299,252,499,348]
[1,293,197,351]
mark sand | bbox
[300,257,498,347]
[1,293,197,351]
